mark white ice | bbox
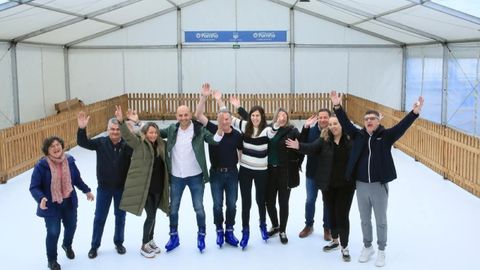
[1,121,479,270]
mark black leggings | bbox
[143,193,162,244]
[266,166,291,233]
[239,166,268,228]
[323,185,355,248]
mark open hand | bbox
[413,96,424,114]
[77,111,90,129]
[115,105,123,122]
[285,138,299,150]
[229,96,240,108]
[330,90,343,107]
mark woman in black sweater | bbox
[286,115,354,262]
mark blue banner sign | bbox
[185,31,287,42]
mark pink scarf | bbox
[46,154,73,204]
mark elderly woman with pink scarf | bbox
[30,136,94,270]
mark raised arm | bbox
[230,96,249,120]
[385,96,423,144]
[330,90,359,136]
[202,117,224,145]
[115,105,141,148]
[194,83,210,126]
[77,111,97,150]
[212,90,227,109]
[298,114,317,142]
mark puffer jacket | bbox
[30,155,91,217]
[119,122,169,216]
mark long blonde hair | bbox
[140,122,164,156]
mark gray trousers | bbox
[356,181,388,251]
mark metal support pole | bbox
[401,46,407,111]
[441,44,449,125]
[11,42,20,124]
[64,47,71,99]
[176,8,183,93]
[289,7,295,94]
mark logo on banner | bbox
[185,31,287,43]
[195,32,219,40]
[252,32,276,40]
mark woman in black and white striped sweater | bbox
[228,96,278,250]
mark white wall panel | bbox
[182,48,236,92]
[182,0,236,32]
[16,45,66,123]
[348,48,403,109]
[236,48,290,93]
[237,0,289,31]
[124,49,178,92]
[95,0,173,25]
[295,48,348,92]
[69,49,123,104]
[0,43,14,129]
[78,13,177,46]
[294,11,393,45]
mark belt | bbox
[213,167,236,173]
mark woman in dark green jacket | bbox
[115,105,169,258]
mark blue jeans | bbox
[305,176,330,229]
[169,173,206,228]
[91,187,126,249]
[44,198,77,262]
[209,168,239,227]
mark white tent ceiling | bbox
[1,0,480,47]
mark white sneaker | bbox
[375,250,386,267]
[341,247,351,262]
[358,246,375,263]
[140,243,155,258]
[148,240,161,254]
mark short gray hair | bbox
[108,118,120,129]
[217,108,232,117]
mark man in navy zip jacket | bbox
[331,91,424,267]
[77,112,133,259]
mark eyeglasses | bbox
[364,116,379,121]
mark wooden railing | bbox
[1,92,478,198]
[128,92,336,120]
[0,95,128,183]
[346,95,480,197]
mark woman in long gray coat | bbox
[115,105,169,258]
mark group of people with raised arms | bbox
[30,84,424,269]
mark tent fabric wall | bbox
[294,11,393,45]
[294,48,349,92]
[16,44,66,123]
[124,49,178,92]
[182,48,236,92]
[348,48,403,110]
[77,12,177,46]
[2,0,480,129]
[0,42,14,129]
[69,49,124,104]
[236,48,290,93]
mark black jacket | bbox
[334,106,419,183]
[77,128,132,190]
[269,125,304,188]
[298,129,352,191]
